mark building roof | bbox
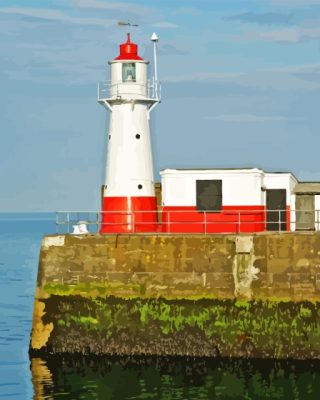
[160,167,263,174]
[160,168,297,179]
[293,182,320,194]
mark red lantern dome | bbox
[114,33,144,61]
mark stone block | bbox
[267,236,294,260]
[267,259,292,274]
[293,288,316,300]
[267,287,293,298]
[253,236,267,258]
[310,263,320,274]
[252,272,273,288]
[294,258,311,272]
[272,273,290,289]
[105,272,132,284]
[43,236,65,248]
[236,236,253,254]
[160,272,202,289]
[206,254,232,273]
[290,273,314,289]
[131,272,154,285]
[205,272,234,289]
[315,274,320,290]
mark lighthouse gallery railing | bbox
[98,80,161,101]
[55,209,320,234]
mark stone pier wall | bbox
[30,233,320,358]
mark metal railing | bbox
[55,209,320,235]
[98,80,161,101]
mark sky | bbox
[1,0,320,211]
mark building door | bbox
[295,195,315,230]
[266,189,287,231]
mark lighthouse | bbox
[98,33,160,233]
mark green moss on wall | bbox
[40,296,320,358]
[44,283,142,298]
[43,283,233,300]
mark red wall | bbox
[161,205,267,233]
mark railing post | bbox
[96,211,99,234]
[204,211,207,235]
[67,212,70,234]
[132,211,135,233]
[278,210,281,232]
[238,211,241,233]
[168,211,170,234]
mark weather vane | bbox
[117,20,139,27]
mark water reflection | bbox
[30,356,320,399]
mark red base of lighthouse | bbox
[100,196,158,233]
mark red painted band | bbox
[161,205,291,233]
[100,196,158,233]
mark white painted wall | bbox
[109,61,148,99]
[160,169,298,213]
[104,59,156,198]
[160,169,265,207]
[263,173,297,206]
[105,102,155,197]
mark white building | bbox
[160,168,302,233]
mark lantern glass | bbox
[122,63,136,82]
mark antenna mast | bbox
[151,32,159,99]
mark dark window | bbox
[196,180,222,212]
[136,134,140,139]
[138,184,143,190]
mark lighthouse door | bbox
[266,189,286,231]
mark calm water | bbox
[1,213,320,399]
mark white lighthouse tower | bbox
[98,33,160,233]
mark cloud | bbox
[253,26,320,42]
[204,114,297,122]
[0,6,115,26]
[174,7,201,16]
[224,12,294,26]
[159,44,189,56]
[272,0,320,5]
[69,0,151,16]
[151,21,178,29]
[163,65,320,92]
[268,63,320,73]
[164,72,244,82]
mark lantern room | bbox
[108,34,149,100]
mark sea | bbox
[1,212,320,400]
